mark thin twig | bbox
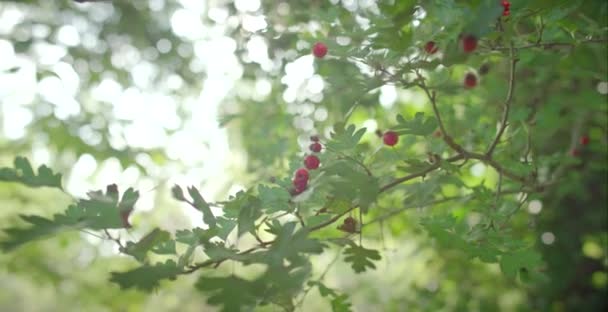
[414,72,466,154]
[295,247,343,309]
[378,154,464,192]
[490,38,607,51]
[104,229,125,250]
[325,145,373,177]
[487,42,518,156]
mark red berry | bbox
[461,35,478,53]
[464,73,477,89]
[424,41,439,54]
[383,131,399,146]
[310,135,320,142]
[304,155,320,170]
[570,148,580,157]
[293,177,308,192]
[580,135,590,146]
[337,217,358,233]
[312,42,328,58]
[309,142,322,153]
[294,168,309,181]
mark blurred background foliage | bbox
[0,0,606,311]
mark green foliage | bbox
[342,243,382,273]
[172,185,217,229]
[0,0,606,310]
[325,124,367,151]
[195,275,260,312]
[393,113,438,136]
[0,157,62,189]
[110,260,181,292]
[121,228,175,262]
[1,185,138,251]
[309,281,353,312]
[500,249,543,280]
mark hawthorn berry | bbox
[312,42,328,58]
[464,73,478,89]
[294,168,309,181]
[501,1,511,16]
[304,155,320,170]
[580,135,590,146]
[338,216,358,233]
[309,142,322,153]
[424,41,439,54]
[461,35,478,53]
[383,131,399,146]
[570,148,580,157]
[293,177,308,192]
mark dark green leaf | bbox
[326,124,367,151]
[196,275,260,312]
[258,185,290,213]
[393,112,438,136]
[343,243,381,273]
[109,260,181,292]
[500,249,543,279]
[0,156,62,189]
[121,228,173,262]
[187,186,217,228]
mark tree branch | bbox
[487,43,517,156]
[491,38,608,51]
[415,72,467,155]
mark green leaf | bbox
[500,249,543,279]
[326,124,367,151]
[237,197,262,237]
[309,281,353,312]
[322,161,379,212]
[175,227,218,245]
[202,242,245,262]
[0,156,62,189]
[196,275,260,312]
[258,185,290,213]
[0,215,74,251]
[343,243,382,273]
[305,214,332,229]
[393,112,438,136]
[186,186,217,228]
[0,186,139,250]
[67,186,139,229]
[266,222,326,267]
[398,159,432,172]
[121,228,173,262]
[109,260,181,292]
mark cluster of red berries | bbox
[570,135,590,157]
[290,136,323,196]
[423,34,479,89]
[502,1,511,16]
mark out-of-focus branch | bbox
[487,43,518,156]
